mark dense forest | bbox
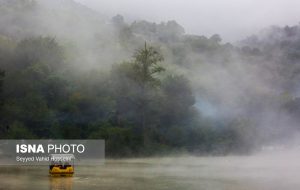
[0,0,300,157]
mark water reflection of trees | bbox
[49,177,73,190]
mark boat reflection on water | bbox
[49,177,73,190]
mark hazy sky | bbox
[75,0,300,42]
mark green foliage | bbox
[0,36,261,156]
[132,43,165,86]
[111,44,165,147]
[89,124,142,157]
[5,121,36,139]
[131,20,184,43]
[2,1,300,156]
[160,75,195,127]
[14,37,64,71]
[0,69,5,128]
[0,69,4,96]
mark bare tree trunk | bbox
[141,85,148,147]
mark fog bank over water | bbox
[1,151,300,189]
[1,0,300,156]
[75,0,300,42]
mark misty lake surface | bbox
[0,151,300,190]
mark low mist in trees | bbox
[0,0,300,157]
[0,36,252,156]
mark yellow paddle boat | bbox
[49,154,75,177]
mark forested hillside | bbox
[0,0,299,156]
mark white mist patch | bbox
[2,153,300,189]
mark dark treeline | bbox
[0,36,248,156]
[1,0,300,157]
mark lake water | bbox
[0,151,300,190]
